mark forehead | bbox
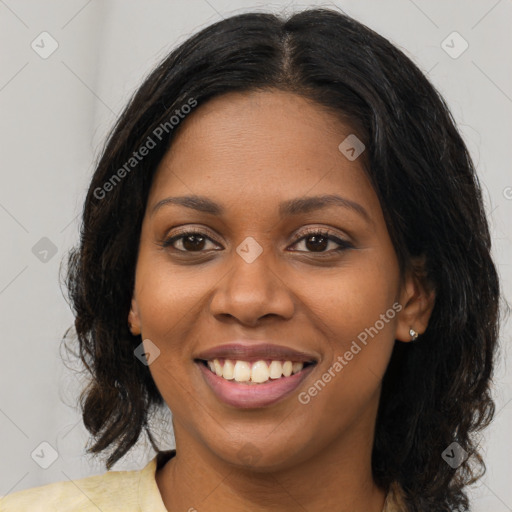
[148,89,379,221]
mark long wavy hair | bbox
[63,8,501,511]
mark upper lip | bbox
[194,342,318,363]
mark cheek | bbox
[134,249,209,339]
[302,250,400,343]
[133,254,206,416]
[298,251,399,404]
[132,256,210,406]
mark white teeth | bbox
[233,361,251,382]
[251,360,270,383]
[207,359,306,384]
[213,359,223,377]
[292,362,303,374]
[222,359,234,380]
[269,360,283,379]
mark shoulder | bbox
[383,481,408,512]
[0,464,144,512]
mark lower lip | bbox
[196,361,316,409]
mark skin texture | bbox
[128,90,435,512]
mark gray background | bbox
[1,1,511,510]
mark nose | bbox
[209,242,295,326]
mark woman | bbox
[0,7,500,512]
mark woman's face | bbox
[129,89,424,470]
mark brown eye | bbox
[162,231,219,252]
[302,233,329,252]
[290,230,352,253]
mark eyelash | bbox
[160,227,353,255]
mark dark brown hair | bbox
[63,8,501,511]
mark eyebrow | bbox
[151,194,371,222]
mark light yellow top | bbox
[0,451,171,512]
[0,449,406,511]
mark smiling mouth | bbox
[196,358,316,385]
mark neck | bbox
[156,417,387,512]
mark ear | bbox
[395,256,436,343]
[128,296,142,336]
